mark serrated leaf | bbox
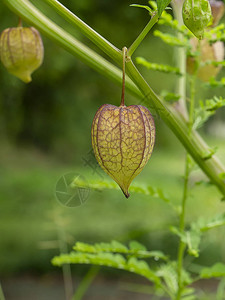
[136,57,182,75]
[74,242,96,253]
[156,0,172,16]
[194,97,225,129]
[200,263,225,278]
[170,226,201,257]
[73,177,170,202]
[157,263,178,294]
[154,30,190,47]
[198,213,225,231]
[185,230,201,257]
[205,23,225,43]
[158,10,191,36]
[73,240,167,260]
[160,91,180,103]
[129,240,147,251]
[52,251,160,284]
[205,77,225,87]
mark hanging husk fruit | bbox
[186,0,225,81]
[0,26,44,83]
[182,0,212,40]
[91,104,155,198]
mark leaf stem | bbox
[120,47,127,106]
[128,12,159,56]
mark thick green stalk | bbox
[3,0,225,196]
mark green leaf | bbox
[156,0,172,16]
[73,240,167,260]
[170,226,201,257]
[200,263,225,278]
[158,10,191,37]
[72,177,170,202]
[129,240,147,251]
[193,97,225,129]
[205,24,225,43]
[201,60,225,67]
[160,91,180,103]
[136,57,182,75]
[154,30,190,47]
[198,213,225,232]
[185,230,201,257]
[205,77,225,88]
[52,251,161,284]
[157,262,178,294]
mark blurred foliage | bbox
[0,2,225,294]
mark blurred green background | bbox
[0,0,225,299]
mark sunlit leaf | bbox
[73,240,167,260]
[52,251,161,284]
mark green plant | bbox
[2,0,225,299]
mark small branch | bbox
[128,12,159,56]
[72,267,99,300]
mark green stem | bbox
[55,216,73,300]
[128,12,159,56]
[176,74,196,300]
[172,1,188,120]
[72,267,99,300]
[176,154,189,300]
[216,277,225,300]
[0,284,6,300]
[3,0,225,196]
